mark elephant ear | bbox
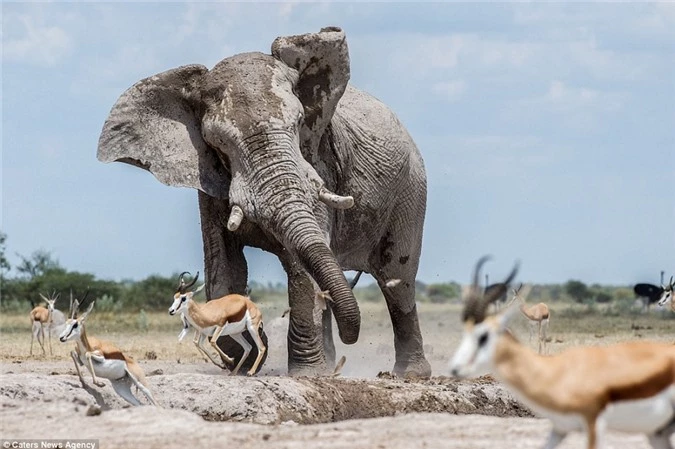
[271,27,350,158]
[97,65,229,199]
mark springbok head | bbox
[59,291,93,343]
[657,276,674,307]
[169,271,205,316]
[38,291,60,314]
[449,256,519,378]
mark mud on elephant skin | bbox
[97,27,430,376]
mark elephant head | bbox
[98,27,360,344]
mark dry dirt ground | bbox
[2,303,672,448]
[0,361,665,449]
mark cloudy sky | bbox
[2,2,673,287]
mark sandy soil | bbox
[0,361,662,449]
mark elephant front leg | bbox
[198,191,249,298]
[282,258,327,375]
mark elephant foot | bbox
[392,356,432,379]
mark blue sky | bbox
[2,2,674,287]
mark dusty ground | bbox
[0,364,660,449]
[1,302,672,448]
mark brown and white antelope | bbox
[30,292,62,356]
[168,272,266,376]
[509,283,550,354]
[59,294,157,406]
[658,276,674,312]
[449,256,675,449]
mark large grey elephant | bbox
[98,27,430,376]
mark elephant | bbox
[97,27,430,377]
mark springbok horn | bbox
[177,271,191,292]
[473,255,492,289]
[227,205,244,231]
[462,256,492,323]
[484,262,520,306]
[69,290,75,319]
[80,288,91,305]
[39,293,49,303]
[184,271,199,290]
[318,187,354,210]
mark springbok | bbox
[509,283,550,354]
[449,256,675,449]
[29,292,62,356]
[658,276,674,312]
[59,294,157,406]
[168,272,266,376]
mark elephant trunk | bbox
[289,225,361,344]
[237,135,361,344]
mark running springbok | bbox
[30,292,61,356]
[168,272,266,376]
[658,276,674,312]
[509,283,550,354]
[449,256,675,449]
[59,294,157,406]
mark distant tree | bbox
[0,231,9,275]
[594,291,613,304]
[549,284,562,301]
[16,250,60,279]
[426,282,461,303]
[123,274,180,310]
[3,264,121,309]
[564,280,589,303]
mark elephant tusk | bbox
[318,187,354,210]
[227,205,244,231]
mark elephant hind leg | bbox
[369,235,430,377]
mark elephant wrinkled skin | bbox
[97,27,430,377]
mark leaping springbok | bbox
[29,292,60,356]
[59,293,157,406]
[509,283,550,354]
[168,272,266,376]
[658,276,674,312]
[449,256,675,449]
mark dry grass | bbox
[1,301,672,375]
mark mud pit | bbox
[0,362,659,448]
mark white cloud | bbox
[402,34,537,72]
[431,80,466,102]
[70,44,163,98]
[278,2,298,19]
[539,80,624,113]
[426,134,567,185]
[502,80,627,132]
[3,13,72,66]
